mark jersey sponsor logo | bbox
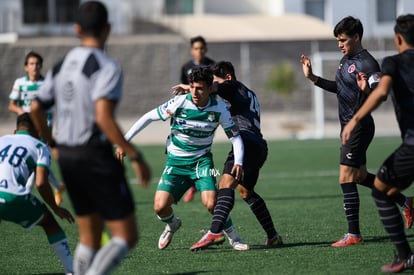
[346,153,353,159]
[347,64,356,74]
[177,118,187,125]
[208,112,215,122]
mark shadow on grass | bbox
[247,234,414,250]
[263,193,342,201]
[168,272,210,275]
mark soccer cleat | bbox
[158,218,181,250]
[381,253,414,273]
[229,238,250,251]
[404,197,414,229]
[331,233,363,247]
[183,186,197,202]
[190,231,225,251]
[54,184,65,206]
[265,234,283,248]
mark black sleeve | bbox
[381,56,397,77]
[315,77,337,94]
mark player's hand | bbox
[300,54,314,79]
[131,158,152,188]
[231,164,244,182]
[341,119,358,144]
[115,147,125,161]
[356,72,369,93]
[53,207,75,223]
[171,84,190,95]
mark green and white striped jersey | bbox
[0,131,50,196]
[9,75,44,113]
[9,75,53,123]
[157,94,237,158]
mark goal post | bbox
[298,50,397,139]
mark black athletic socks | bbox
[244,192,277,239]
[372,187,412,259]
[210,188,234,234]
[341,182,360,235]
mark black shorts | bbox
[377,143,414,190]
[223,137,267,190]
[57,144,135,220]
[340,120,374,168]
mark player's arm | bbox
[31,100,54,146]
[8,81,25,115]
[124,108,161,142]
[342,75,392,144]
[35,165,74,223]
[95,98,151,186]
[8,100,25,115]
[356,70,382,95]
[171,84,190,95]
[225,127,244,182]
[300,54,337,93]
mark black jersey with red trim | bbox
[336,49,381,125]
[213,80,263,141]
[382,49,414,144]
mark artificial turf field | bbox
[2,136,414,275]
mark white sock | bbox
[224,224,241,242]
[85,237,129,275]
[74,243,97,275]
[50,237,73,274]
[158,213,179,229]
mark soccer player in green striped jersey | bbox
[0,113,74,274]
[117,67,249,250]
[8,51,65,206]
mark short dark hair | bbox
[213,61,237,80]
[16,112,35,130]
[24,51,43,66]
[190,35,207,47]
[189,67,213,87]
[333,16,363,40]
[394,14,414,46]
[76,1,108,37]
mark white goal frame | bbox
[300,50,397,139]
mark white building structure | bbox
[0,0,413,38]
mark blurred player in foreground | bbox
[117,67,249,251]
[30,1,151,274]
[8,51,65,205]
[0,113,74,274]
[342,14,414,273]
[301,16,413,247]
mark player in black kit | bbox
[301,16,413,247]
[180,36,215,85]
[189,61,282,250]
[342,14,414,273]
